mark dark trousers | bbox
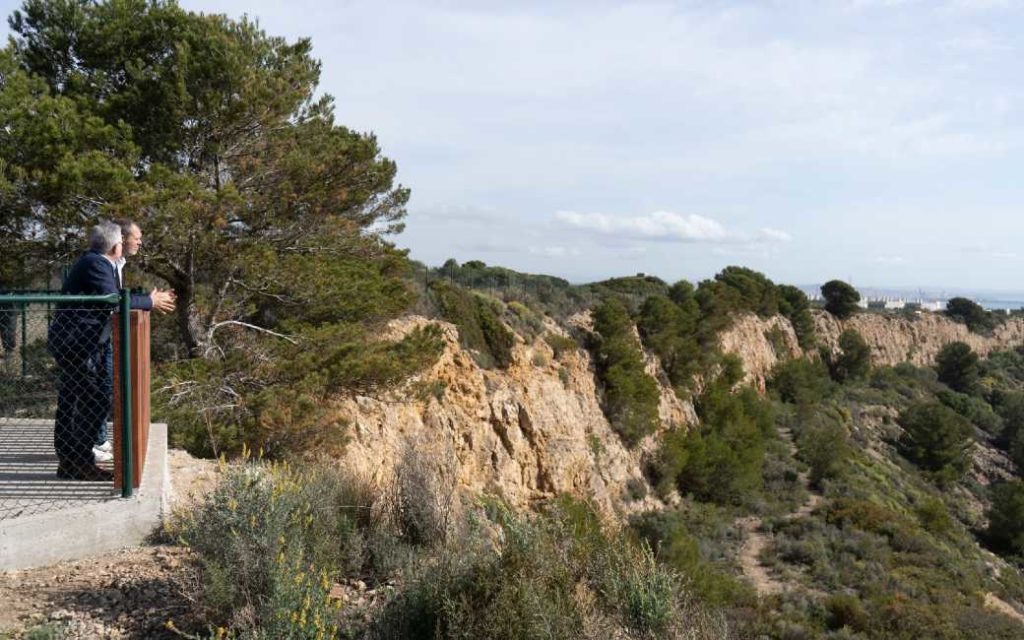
[53,345,111,469]
[98,341,113,445]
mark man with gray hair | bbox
[47,221,169,480]
[89,218,173,461]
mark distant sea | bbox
[977,299,1024,312]
[800,285,1024,312]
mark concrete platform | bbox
[0,422,169,570]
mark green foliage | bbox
[630,509,755,607]
[176,462,347,638]
[370,500,722,640]
[826,329,872,383]
[946,297,996,335]
[591,297,661,447]
[936,342,980,395]
[936,389,1003,437]
[915,497,953,536]
[794,407,851,488]
[824,594,869,632]
[777,284,817,350]
[986,480,1024,556]
[898,401,973,486]
[544,332,578,359]
[159,323,443,457]
[2,0,438,459]
[992,390,1024,447]
[704,266,781,317]
[636,294,701,396]
[821,280,861,319]
[656,378,772,505]
[430,281,514,369]
[770,358,832,405]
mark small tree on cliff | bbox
[821,280,861,319]
[898,401,973,486]
[946,297,994,335]
[936,342,980,395]
[825,329,871,383]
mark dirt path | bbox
[736,515,785,596]
[735,428,822,597]
[985,592,1024,626]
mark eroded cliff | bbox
[336,309,1024,514]
[335,317,680,514]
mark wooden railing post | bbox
[113,310,151,490]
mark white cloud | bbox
[874,255,908,264]
[554,210,732,242]
[759,228,793,242]
[528,245,582,258]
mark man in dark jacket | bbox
[48,222,172,481]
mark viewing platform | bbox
[0,303,171,570]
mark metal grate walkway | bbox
[0,420,116,520]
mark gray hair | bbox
[88,221,123,253]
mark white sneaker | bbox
[97,440,113,453]
[93,447,113,463]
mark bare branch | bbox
[208,320,298,344]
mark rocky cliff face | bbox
[717,310,1024,386]
[335,317,674,515]
[336,309,1024,515]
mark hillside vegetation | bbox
[2,2,1023,638]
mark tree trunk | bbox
[174,283,205,358]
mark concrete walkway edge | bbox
[0,423,169,571]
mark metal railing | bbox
[0,291,134,519]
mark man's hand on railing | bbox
[150,289,176,314]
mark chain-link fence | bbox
[0,292,134,520]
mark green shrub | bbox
[795,411,850,488]
[430,281,514,369]
[656,383,772,505]
[986,479,1024,556]
[825,329,871,383]
[936,389,1003,436]
[477,297,516,368]
[369,501,722,640]
[915,497,953,536]
[630,509,755,607]
[770,358,832,405]
[637,294,701,396]
[177,462,342,638]
[936,341,980,395]
[898,401,973,485]
[544,332,578,359]
[778,284,817,350]
[824,593,869,632]
[591,297,661,447]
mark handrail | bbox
[0,293,121,305]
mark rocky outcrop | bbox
[814,311,1024,367]
[717,315,802,391]
[716,311,1024,385]
[336,309,1024,517]
[335,318,671,515]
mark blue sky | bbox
[3,0,1024,289]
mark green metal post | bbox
[20,303,27,378]
[119,289,133,498]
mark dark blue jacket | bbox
[49,251,152,359]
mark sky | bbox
[3,0,1024,290]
